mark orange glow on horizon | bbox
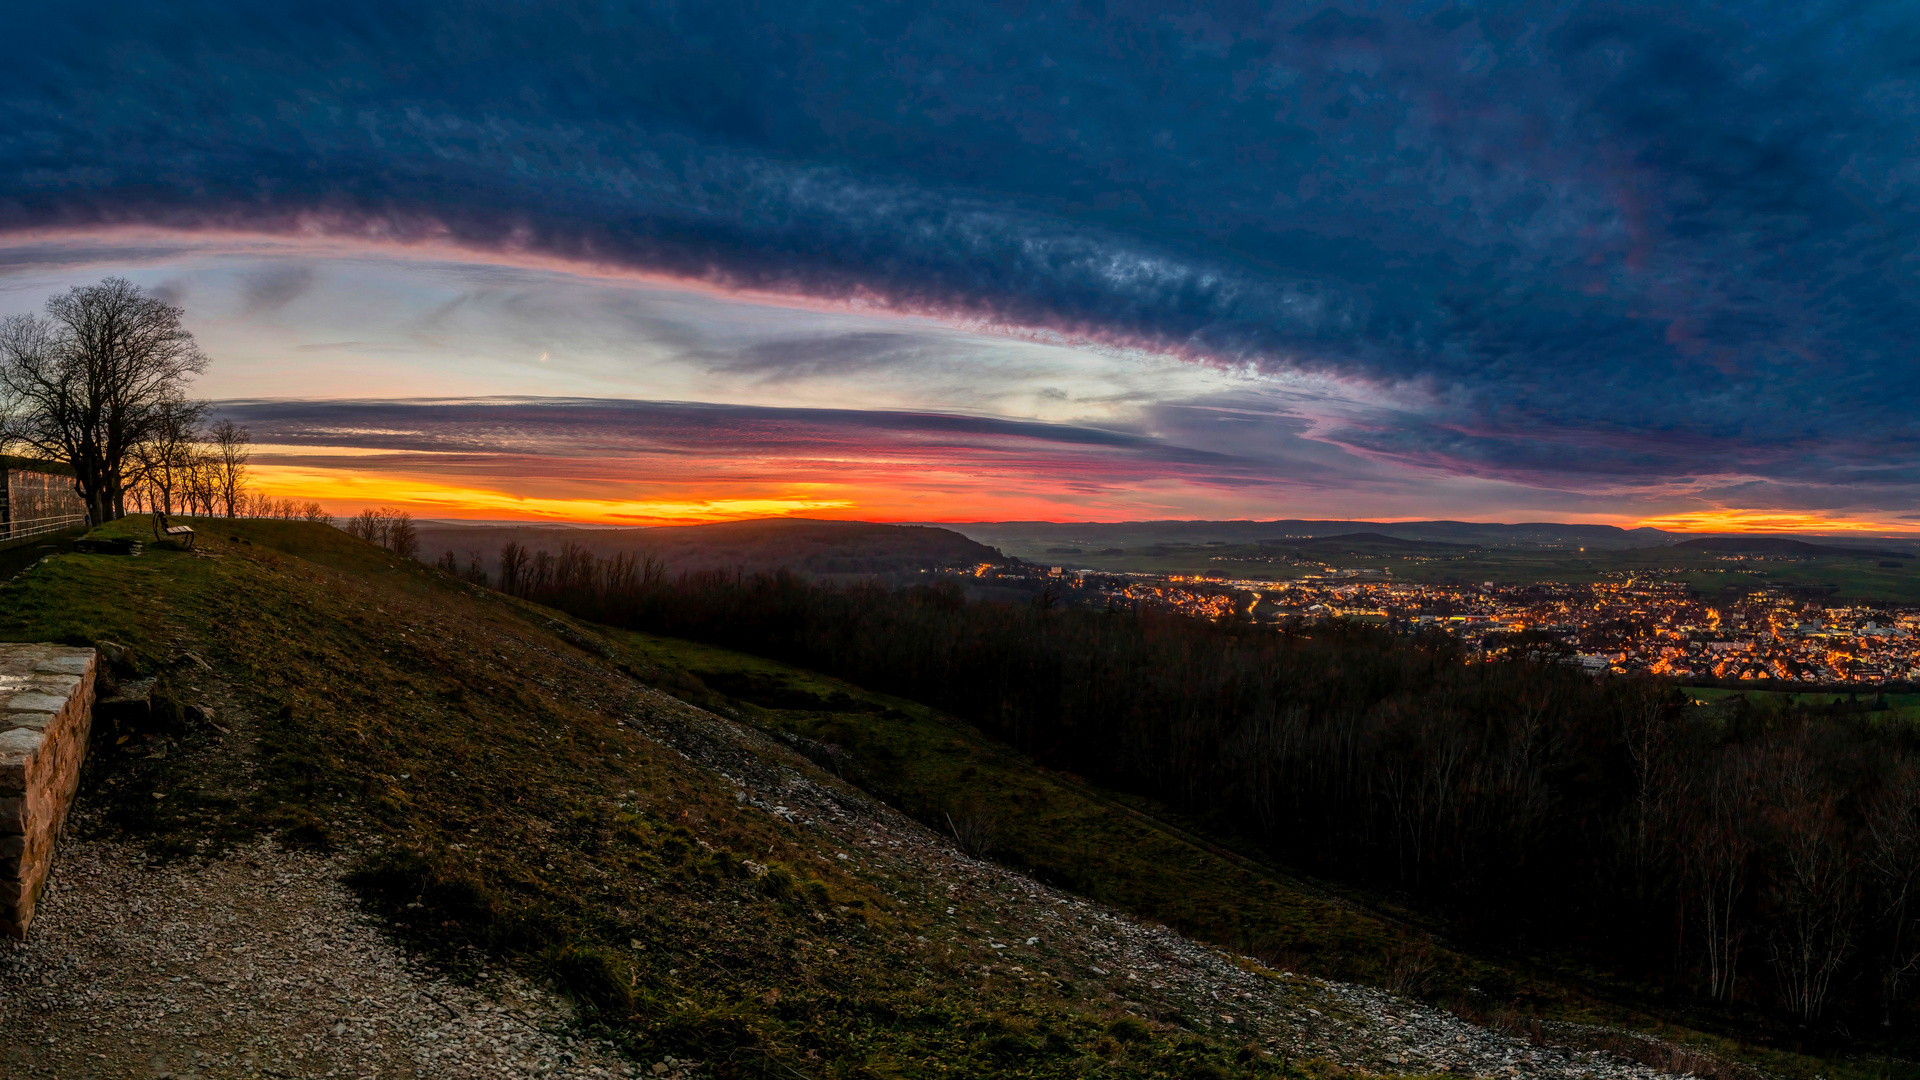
[1634,509,1920,534]
[245,463,1203,526]
[249,465,859,525]
[251,463,1920,532]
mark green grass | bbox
[1681,686,1920,723]
[0,525,87,581]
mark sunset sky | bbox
[3,2,1917,530]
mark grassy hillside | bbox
[0,516,1309,1079]
[608,630,1429,988]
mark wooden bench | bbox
[150,509,195,549]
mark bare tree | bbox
[209,419,250,517]
[350,508,384,544]
[1863,762,1920,1024]
[1740,733,1860,1023]
[0,278,208,524]
[386,509,418,559]
[1683,748,1757,1003]
[499,542,529,595]
[183,446,217,516]
[126,398,207,516]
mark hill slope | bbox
[0,518,1823,1080]
[931,519,1675,557]
[1668,536,1914,558]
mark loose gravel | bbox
[0,837,642,1080]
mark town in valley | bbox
[948,561,1920,686]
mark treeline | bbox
[479,543,1920,1035]
[345,506,422,558]
[118,402,327,522]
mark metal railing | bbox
[4,512,88,540]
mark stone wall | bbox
[0,645,96,938]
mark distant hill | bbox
[930,518,1676,556]
[1669,536,1916,559]
[414,517,1004,580]
[1277,531,1470,552]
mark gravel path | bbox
[0,837,646,1080]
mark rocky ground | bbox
[0,837,664,1080]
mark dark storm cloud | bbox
[7,1,1920,493]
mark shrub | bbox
[761,866,797,902]
[544,943,633,1015]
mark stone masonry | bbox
[0,644,95,938]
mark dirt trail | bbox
[0,837,645,1080]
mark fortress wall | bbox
[0,645,96,938]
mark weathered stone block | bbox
[3,711,55,733]
[6,692,67,713]
[94,676,155,733]
[33,656,91,676]
[0,643,95,939]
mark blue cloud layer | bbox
[5,1,1919,506]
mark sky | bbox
[2,2,1918,530]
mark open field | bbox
[1681,685,1920,722]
